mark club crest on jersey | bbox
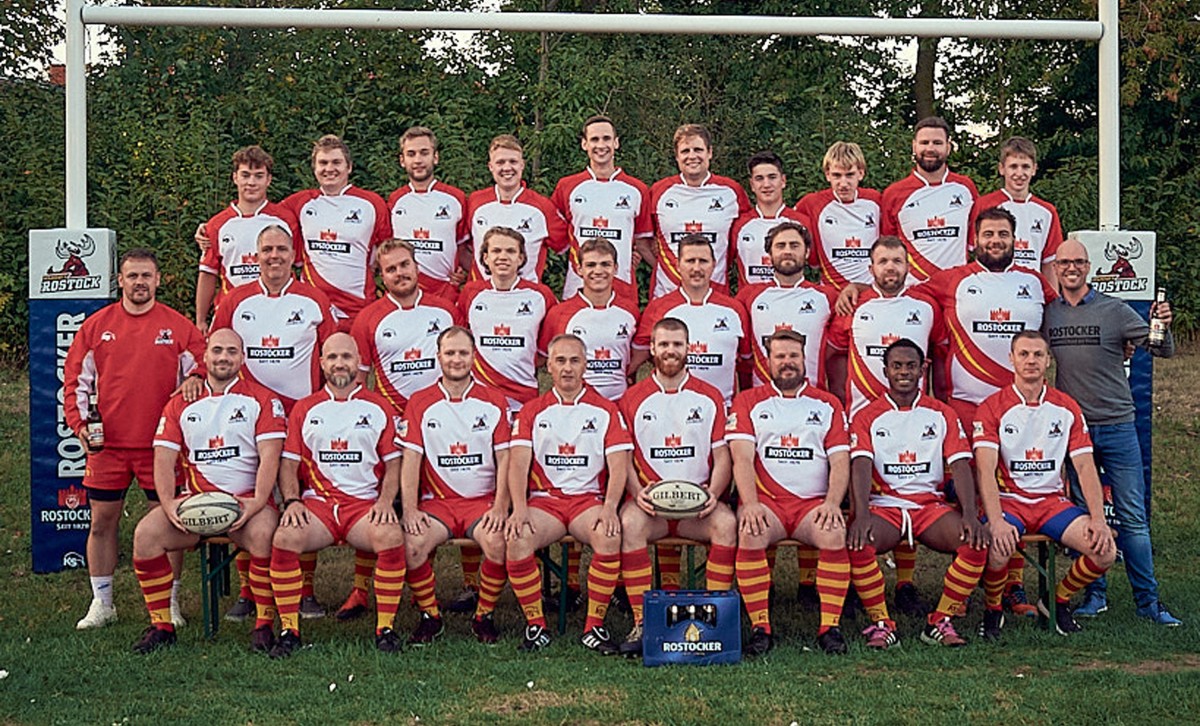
[707,198,724,212]
[155,329,175,345]
[1017,285,1032,299]
[517,218,532,232]
[617,324,629,338]
[865,213,876,227]
[906,310,923,325]
[805,411,823,425]
[713,318,729,331]
[472,416,488,431]
[797,300,815,314]
[436,206,450,219]
[355,415,373,428]
[687,408,704,424]
[228,407,247,423]
[949,194,964,208]
[581,418,598,434]
[516,301,533,316]
[286,309,305,325]
[615,196,631,209]
[345,209,362,223]
[921,424,937,439]
[426,319,442,334]
[1048,420,1063,437]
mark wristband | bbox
[282,498,302,509]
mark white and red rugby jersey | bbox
[198,200,302,305]
[972,189,1063,269]
[154,378,287,497]
[725,381,849,501]
[634,288,751,405]
[849,391,970,508]
[63,301,204,449]
[350,290,460,414]
[737,280,838,389]
[794,188,882,290]
[552,168,653,296]
[387,180,469,289]
[540,291,640,400]
[210,278,336,411]
[512,386,633,498]
[284,185,390,322]
[826,287,943,418]
[730,205,807,288]
[620,372,726,489]
[649,173,751,298]
[465,184,569,283]
[399,378,511,500]
[881,170,979,282]
[920,262,1055,406]
[284,385,401,503]
[972,384,1092,504]
[459,278,557,410]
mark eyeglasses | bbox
[1054,258,1090,268]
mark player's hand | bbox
[813,502,845,532]
[76,429,97,457]
[195,320,209,336]
[478,504,507,535]
[281,500,310,528]
[227,496,259,533]
[194,223,211,253]
[448,267,468,287]
[1085,516,1115,557]
[1152,300,1172,328]
[696,485,719,519]
[594,503,621,538]
[1123,339,1136,361]
[174,376,204,403]
[401,509,429,534]
[834,284,861,316]
[630,247,643,269]
[162,497,190,534]
[847,515,875,551]
[988,519,1020,558]
[370,500,399,526]
[738,501,771,538]
[961,516,988,550]
[635,487,658,517]
[506,508,535,541]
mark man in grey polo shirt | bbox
[1042,238,1180,625]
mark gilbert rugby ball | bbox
[176,491,243,536]
[646,479,710,520]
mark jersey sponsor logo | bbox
[883,450,929,475]
[1047,324,1101,347]
[1012,448,1055,473]
[587,349,623,372]
[286,309,306,325]
[581,223,620,240]
[480,324,524,348]
[546,443,588,467]
[650,432,696,460]
[865,333,900,358]
[408,230,444,252]
[765,434,813,460]
[155,329,175,346]
[437,442,484,468]
[247,336,295,359]
[912,226,960,240]
[686,342,722,367]
[973,309,1025,335]
[670,230,716,245]
[748,259,774,278]
[195,444,241,462]
[230,263,260,277]
[318,438,363,463]
[310,239,352,254]
[390,356,435,373]
[832,246,870,259]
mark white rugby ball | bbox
[646,479,710,520]
[176,491,243,536]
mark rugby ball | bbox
[646,480,710,520]
[176,491,243,536]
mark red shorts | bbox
[868,501,956,539]
[304,496,376,545]
[997,496,1086,541]
[529,493,604,528]
[421,496,493,539]
[762,496,823,535]
[83,447,156,493]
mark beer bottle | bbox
[1148,289,1168,347]
[85,395,105,452]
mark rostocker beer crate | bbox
[643,589,741,666]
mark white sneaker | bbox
[171,601,187,628]
[76,600,117,630]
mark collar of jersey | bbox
[204,378,242,398]
[578,290,616,309]
[408,179,440,194]
[489,277,522,292]
[832,190,861,206]
[771,276,808,290]
[321,184,353,197]
[755,204,786,220]
[437,376,475,402]
[493,183,527,204]
[587,167,622,182]
[678,172,713,188]
[911,168,950,187]
[257,277,294,297]
[1010,382,1048,406]
[678,287,713,306]
[1000,187,1033,204]
[971,259,1018,275]
[884,389,922,411]
[230,199,269,217]
[323,383,365,401]
[770,380,808,398]
[552,387,586,405]
[652,370,690,394]
[388,289,423,310]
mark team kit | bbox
[61,115,1179,661]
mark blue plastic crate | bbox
[643,589,742,666]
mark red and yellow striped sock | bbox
[816,548,851,634]
[134,554,175,631]
[249,555,276,629]
[270,548,303,634]
[736,548,772,634]
[352,550,376,595]
[705,544,736,591]
[374,546,407,633]
[474,558,506,617]
[584,552,620,631]
[893,542,917,587]
[508,555,546,627]
[621,548,653,625]
[1006,550,1026,588]
[983,565,1008,611]
[298,551,318,598]
[656,545,681,590]
[765,546,778,572]
[406,559,440,617]
[461,545,483,590]
[235,550,252,600]
[932,545,987,622]
[797,544,818,586]
[1056,556,1106,604]
[566,543,582,590]
[848,546,891,625]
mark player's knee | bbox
[620,508,650,543]
[373,525,405,552]
[813,529,846,551]
[131,521,160,559]
[1092,547,1116,569]
[476,530,506,561]
[88,505,121,538]
[272,526,303,552]
[706,509,737,547]
[591,531,621,556]
[738,532,769,551]
[507,537,533,561]
[986,549,1009,571]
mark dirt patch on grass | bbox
[1076,654,1200,675]
[477,686,625,717]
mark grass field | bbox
[2,350,1199,725]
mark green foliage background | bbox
[2,0,1196,364]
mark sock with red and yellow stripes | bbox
[705,544,736,591]
[736,548,772,634]
[474,558,506,617]
[584,552,620,631]
[797,544,819,586]
[931,545,987,622]
[235,550,252,600]
[461,545,483,590]
[1006,550,1026,587]
[983,565,1009,611]
[621,548,654,625]
[508,555,546,627]
[352,550,376,596]
[1056,556,1106,604]
[299,551,318,598]
[270,548,303,634]
[134,554,175,631]
[893,542,917,587]
[848,546,892,625]
[765,546,778,572]
[566,543,582,590]
[656,545,681,590]
[249,555,276,629]
[406,559,440,617]
[816,548,851,634]
[374,546,407,634]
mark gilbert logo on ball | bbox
[176,492,243,536]
[645,480,709,519]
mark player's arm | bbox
[814,450,849,531]
[278,457,309,527]
[370,457,401,526]
[846,455,875,550]
[230,437,282,532]
[399,450,430,535]
[730,439,769,537]
[834,283,868,316]
[826,349,848,406]
[153,445,187,532]
[706,443,732,503]
[596,449,627,537]
[505,444,535,539]
[1068,451,1115,556]
[195,271,218,333]
[194,222,211,252]
[478,448,512,535]
[949,458,985,549]
[974,445,1018,557]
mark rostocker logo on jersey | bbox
[748,255,773,278]
[438,442,484,468]
[311,230,351,254]
[480,324,524,348]
[1012,447,1055,473]
[866,333,901,358]
[247,336,295,360]
[587,348,622,372]
[230,252,260,278]
[390,348,435,374]
[973,309,1025,335]
[670,230,716,245]
[833,237,869,259]
[195,435,240,463]
[883,450,931,476]
[407,229,443,252]
[319,438,362,463]
[765,434,813,461]
[582,217,620,241]
[913,221,958,240]
[686,341,721,367]
[546,443,588,467]
[650,434,696,460]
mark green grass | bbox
[3,352,1200,725]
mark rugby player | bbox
[795,141,882,290]
[730,151,806,287]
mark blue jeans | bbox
[1068,421,1160,607]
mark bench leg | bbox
[200,543,238,640]
[1035,540,1056,631]
[535,544,571,635]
